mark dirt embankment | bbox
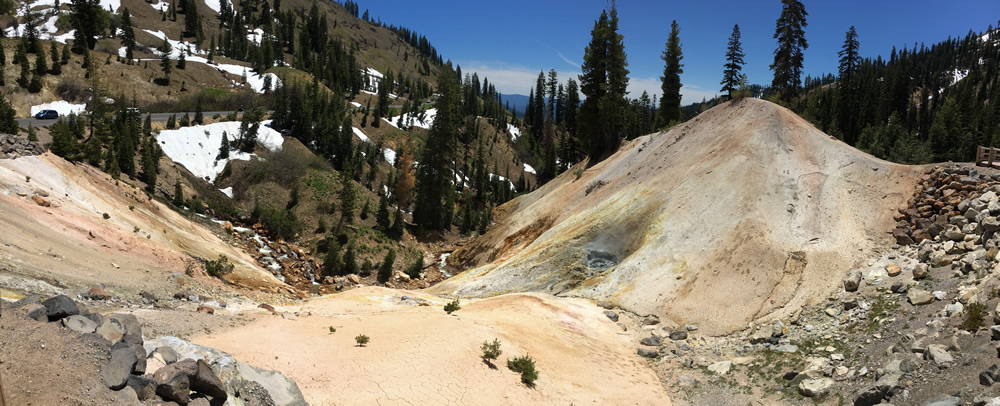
[437,98,924,335]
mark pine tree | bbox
[413,68,460,231]
[323,242,341,277]
[207,36,215,64]
[140,138,157,192]
[0,42,5,67]
[184,0,201,38]
[532,71,545,140]
[341,243,358,276]
[218,131,230,159]
[376,192,390,232]
[579,2,629,163]
[177,49,186,69]
[120,8,136,63]
[546,69,558,121]
[34,50,47,76]
[658,20,683,127]
[166,113,176,129]
[173,180,184,206]
[770,0,808,100]
[377,248,395,283]
[389,207,404,240]
[194,97,204,124]
[335,169,357,235]
[60,43,70,65]
[837,26,861,145]
[0,97,18,134]
[70,0,105,51]
[159,37,172,85]
[720,24,745,100]
[48,42,61,74]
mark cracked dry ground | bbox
[192,287,671,405]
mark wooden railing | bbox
[977,146,1000,167]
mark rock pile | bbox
[0,133,45,159]
[6,293,305,405]
[892,165,1000,247]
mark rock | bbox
[642,315,660,325]
[126,375,157,401]
[189,398,211,406]
[191,359,227,400]
[197,305,215,315]
[155,346,180,364]
[107,314,143,346]
[31,194,51,207]
[944,224,966,241]
[25,303,47,322]
[825,307,842,317]
[603,310,619,322]
[908,288,935,305]
[775,344,799,353]
[985,217,1000,232]
[637,347,658,358]
[925,344,954,367]
[62,315,98,334]
[88,286,110,300]
[669,330,688,341]
[886,264,902,276]
[926,395,961,406]
[890,281,907,293]
[676,376,697,389]
[798,378,834,398]
[42,294,80,321]
[96,318,125,344]
[981,365,998,386]
[708,360,732,375]
[892,228,914,245]
[597,301,614,309]
[844,270,862,292]
[156,373,191,404]
[346,274,361,285]
[102,347,139,390]
[945,302,964,316]
[913,263,929,279]
[639,336,662,347]
[259,304,277,314]
[991,325,1000,341]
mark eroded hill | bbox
[437,98,924,335]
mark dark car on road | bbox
[34,110,58,119]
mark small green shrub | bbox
[481,339,502,366]
[355,334,370,347]
[405,256,424,279]
[102,213,110,219]
[507,354,538,386]
[961,301,987,332]
[204,255,234,277]
[328,326,336,333]
[444,298,461,314]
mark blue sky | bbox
[362,1,999,105]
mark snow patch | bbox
[383,148,397,165]
[202,0,232,14]
[351,127,370,143]
[30,101,86,117]
[508,124,522,142]
[383,108,437,130]
[951,68,969,85]
[247,28,264,45]
[219,187,234,198]
[523,163,536,174]
[156,121,284,183]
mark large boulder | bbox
[639,336,662,347]
[126,375,157,401]
[798,378,834,398]
[908,289,935,305]
[156,373,191,404]
[191,359,228,400]
[925,344,955,367]
[102,347,139,390]
[109,313,143,345]
[637,347,658,358]
[42,294,79,321]
[96,318,125,344]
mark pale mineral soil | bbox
[193,286,672,406]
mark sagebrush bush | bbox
[481,339,502,365]
[444,299,461,314]
[355,334,369,347]
[204,255,234,277]
[961,301,987,332]
[507,354,538,385]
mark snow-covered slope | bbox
[156,121,284,183]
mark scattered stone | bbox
[708,360,732,375]
[156,372,191,404]
[686,325,698,331]
[42,294,80,321]
[844,270,862,292]
[925,344,955,367]
[639,336,661,347]
[642,315,660,326]
[825,307,842,317]
[798,378,834,398]
[597,301,614,309]
[155,346,180,364]
[775,344,799,353]
[637,348,658,358]
[603,310,618,322]
[981,365,999,386]
[140,291,158,304]
[669,330,688,341]
[676,376,697,389]
[126,375,157,401]
[886,264,902,277]
[912,263,929,279]
[346,274,361,285]
[191,359,227,400]
[908,288,935,305]
[945,302,964,316]
[109,314,143,346]
[197,305,215,315]
[25,303,47,322]
[991,326,1000,341]
[87,286,110,300]
[62,315,98,334]
[259,304,277,314]
[890,281,907,293]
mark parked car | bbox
[34,110,58,119]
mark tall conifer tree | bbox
[720,24,745,99]
[658,20,683,127]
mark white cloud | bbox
[556,51,580,69]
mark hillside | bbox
[436,98,924,335]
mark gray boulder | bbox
[126,375,157,401]
[637,347,658,358]
[925,344,955,367]
[156,372,191,404]
[908,288,935,305]
[42,294,79,321]
[61,315,98,334]
[96,318,125,344]
[639,336,661,347]
[102,346,139,390]
[603,310,618,322]
[192,359,228,400]
[154,346,180,365]
[25,303,47,322]
[844,270,862,292]
[109,313,143,345]
[669,330,688,340]
[798,378,834,398]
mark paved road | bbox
[16,111,237,128]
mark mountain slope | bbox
[435,98,923,335]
